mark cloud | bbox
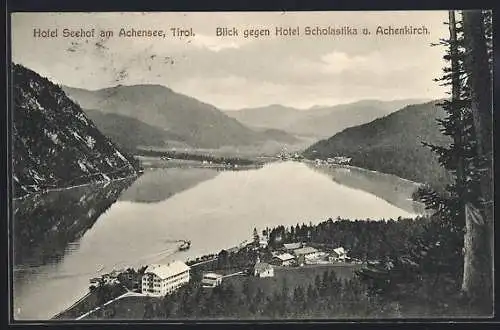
[320,52,368,74]
[11,11,449,108]
[190,34,247,52]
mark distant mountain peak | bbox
[226,98,432,138]
[62,83,299,149]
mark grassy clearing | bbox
[82,295,160,320]
[223,263,361,297]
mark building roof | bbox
[254,262,273,273]
[293,246,318,255]
[283,242,302,250]
[227,246,239,253]
[145,261,190,280]
[203,272,223,279]
[274,253,295,261]
[333,247,346,255]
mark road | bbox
[222,271,245,278]
[189,257,218,267]
[75,290,145,320]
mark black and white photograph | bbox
[9,10,494,321]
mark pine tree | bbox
[461,9,493,311]
[419,11,474,228]
[417,11,484,254]
[418,10,493,312]
[253,227,259,243]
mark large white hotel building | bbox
[141,261,191,296]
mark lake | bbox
[12,161,423,320]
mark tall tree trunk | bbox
[448,10,466,227]
[461,10,493,312]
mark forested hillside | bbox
[303,101,452,190]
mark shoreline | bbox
[343,164,423,187]
[50,291,91,320]
[13,172,141,202]
[22,159,425,320]
[136,155,265,170]
[302,159,423,187]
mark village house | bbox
[141,261,190,296]
[201,272,223,288]
[259,239,269,249]
[327,156,352,165]
[227,246,239,254]
[273,253,295,266]
[283,242,302,251]
[293,246,321,261]
[329,247,349,262]
[89,277,101,288]
[102,272,120,285]
[253,257,274,277]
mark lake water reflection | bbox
[12,161,422,320]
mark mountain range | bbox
[12,64,140,198]
[225,99,429,138]
[13,63,447,197]
[83,109,188,152]
[303,100,452,189]
[62,85,299,151]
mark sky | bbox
[12,11,449,109]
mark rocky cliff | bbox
[12,64,140,198]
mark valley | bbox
[11,64,461,321]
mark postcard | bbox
[9,10,494,321]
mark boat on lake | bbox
[179,240,191,251]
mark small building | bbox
[259,240,268,249]
[283,242,302,251]
[327,156,352,165]
[89,277,101,288]
[141,261,190,296]
[273,253,295,266]
[227,246,239,254]
[254,257,274,277]
[109,269,121,278]
[201,272,223,288]
[102,272,120,285]
[293,246,320,260]
[329,247,349,262]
